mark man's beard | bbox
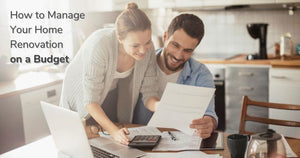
[163,50,185,72]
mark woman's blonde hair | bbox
[115,2,151,40]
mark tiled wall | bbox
[146,9,300,56]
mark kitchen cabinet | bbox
[202,0,230,7]
[20,83,62,144]
[231,0,275,5]
[0,95,24,154]
[85,0,300,11]
[112,0,149,10]
[149,0,176,8]
[269,68,300,138]
[175,0,204,8]
[225,64,269,133]
[0,82,62,154]
[276,0,300,3]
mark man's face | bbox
[162,29,199,71]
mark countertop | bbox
[0,71,64,99]
[198,54,300,68]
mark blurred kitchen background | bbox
[72,1,300,58]
[0,0,300,154]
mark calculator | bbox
[128,135,161,149]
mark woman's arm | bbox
[140,45,160,112]
[86,103,130,145]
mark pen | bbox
[168,131,176,141]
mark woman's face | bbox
[120,29,152,61]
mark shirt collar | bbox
[180,59,192,81]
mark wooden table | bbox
[2,123,299,157]
[86,123,300,158]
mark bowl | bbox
[0,63,20,81]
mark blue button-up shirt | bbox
[132,49,218,124]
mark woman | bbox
[60,3,159,145]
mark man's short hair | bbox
[167,14,204,45]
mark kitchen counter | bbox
[0,71,64,98]
[198,54,300,68]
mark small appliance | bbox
[246,23,269,60]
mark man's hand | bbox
[189,116,217,139]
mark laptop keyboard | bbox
[91,145,120,158]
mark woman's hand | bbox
[86,104,130,144]
[111,128,130,145]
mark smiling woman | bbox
[60,2,159,146]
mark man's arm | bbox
[188,62,218,138]
[145,96,159,112]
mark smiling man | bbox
[133,14,218,139]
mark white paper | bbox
[152,131,201,151]
[142,151,221,158]
[148,83,215,135]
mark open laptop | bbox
[40,101,145,158]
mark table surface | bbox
[1,124,300,158]
[86,124,300,157]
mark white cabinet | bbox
[83,0,300,11]
[276,0,300,3]
[175,0,203,8]
[203,0,233,7]
[149,0,176,8]
[0,95,24,154]
[269,68,300,138]
[20,83,62,144]
[231,0,275,5]
[112,0,149,10]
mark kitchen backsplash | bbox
[145,9,300,56]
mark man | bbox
[133,14,218,139]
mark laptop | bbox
[40,101,145,158]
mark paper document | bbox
[142,151,221,158]
[148,83,215,135]
[99,126,161,141]
[152,131,201,151]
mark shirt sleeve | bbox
[195,66,219,125]
[82,32,108,107]
[140,45,159,105]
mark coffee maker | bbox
[246,23,268,60]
